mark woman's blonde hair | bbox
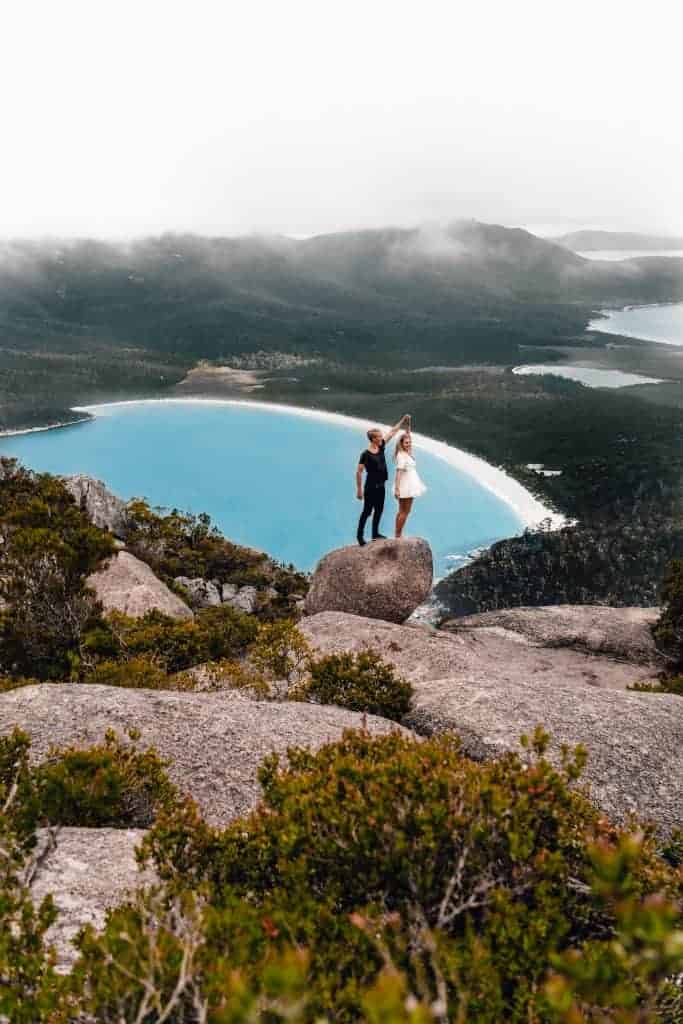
[393,431,411,461]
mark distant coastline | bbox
[64,397,566,531]
[0,415,91,440]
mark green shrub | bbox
[652,559,683,670]
[248,618,311,690]
[0,673,41,694]
[0,460,114,679]
[545,834,683,1023]
[1,724,680,1022]
[81,655,173,690]
[630,674,683,696]
[83,605,258,675]
[304,650,412,720]
[141,728,681,1021]
[33,729,178,828]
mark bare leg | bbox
[395,497,414,538]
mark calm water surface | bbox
[578,250,683,261]
[513,365,663,388]
[0,402,524,576]
[588,302,683,346]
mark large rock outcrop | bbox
[63,474,130,538]
[87,551,193,621]
[305,538,433,623]
[301,611,683,833]
[444,605,662,666]
[0,684,404,827]
[30,828,150,972]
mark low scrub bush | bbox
[0,726,681,1021]
[34,729,178,828]
[653,559,683,670]
[0,673,41,694]
[0,458,114,680]
[82,605,259,675]
[1,727,179,832]
[248,618,311,690]
[138,728,682,1022]
[630,674,683,696]
[304,650,412,720]
[81,655,172,690]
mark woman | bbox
[393,428,427,538]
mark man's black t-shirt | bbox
[359,440,387,487]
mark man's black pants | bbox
[357,483,386,541]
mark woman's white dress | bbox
[395,451,427,498]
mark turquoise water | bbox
[588,302,683,345]
[513,364,663,388]
[0,402,523,576]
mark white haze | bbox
[2,0,682,240]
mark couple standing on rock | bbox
[356,413,427,545]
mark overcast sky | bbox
[2,0,681,240]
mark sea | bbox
[0,401,527,577]
[588,302,683,346]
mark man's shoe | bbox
[372,534,387,541]
[357,537,366,546]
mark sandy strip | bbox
[0,416,91,439]
[68,398,566,530]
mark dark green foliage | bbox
[545,836,683,1023]
[652,559,683,669]
[0,726,680,1021]
[305,650,413,720]
[33,729,178,828]
[0,458,114,679]
[436,514,683,615]
[2,728,179,832]
[81,655,176,690]
[83,605,258,675]
[140,728,681,1021]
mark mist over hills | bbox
[1,219,682,430]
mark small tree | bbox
[652,559,683,671]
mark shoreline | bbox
[0,415,91,440]
[588,300,683,347]
[66,397,566,531]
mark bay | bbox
[512,364,663,388]
[0,400,530,577]
[588,302,683,346]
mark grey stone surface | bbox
[227,585,258,613]
[87,551,194,621]
[300,610,658,691]
[63,474,130,538]
[221,582,239,601]
[174,576,222,608]
[305,538,433,623]
[31,828,150,972]
[301,611,682,832]
[0,684,402,827]
[446,605,662,666]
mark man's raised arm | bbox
[383,414,410,444]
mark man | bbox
[356,414,410,545]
